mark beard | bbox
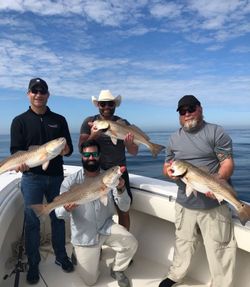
[183,118,199,132]
[182,114,204,132]
[82,159,100,172]
[99,107,115,118]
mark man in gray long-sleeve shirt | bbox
[55,140,138,287]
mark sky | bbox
[0,0,250,135]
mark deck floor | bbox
[1,243,208,287]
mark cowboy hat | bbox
[92,90,122,107]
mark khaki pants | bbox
[168,203,237,287]
[74,223,138,286]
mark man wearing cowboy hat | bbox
[79,90,138,230]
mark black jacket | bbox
[10,107,73,176]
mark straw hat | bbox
[92,90,122,107]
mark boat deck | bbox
[1,244,207,287]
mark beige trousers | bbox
[168,203,237,287]
[74,223,138,286]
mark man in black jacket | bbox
[10,78,74,284]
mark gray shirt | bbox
[55,169,131,246]
[165,121,233,209]
[80,115,130,169]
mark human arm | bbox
[122,119,138,155]
[112,178,131,212]
[206,126,234,198]
[10,117,26,154]
[124,132,138,156]
[60,116,73,156]
[214,126,234,180]
[163,138,178,180]
[10,117,30,172]
[55,170,82,218]
[78,122,102,145]
[78,117,102,150]
[217,157,234,180]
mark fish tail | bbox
[30,204,51,217]
[237,203,250,226]
[148,142,165,157]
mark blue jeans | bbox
[21,172,67,266]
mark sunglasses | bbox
[179,105,197,116]
[82,151,99,158]
[30,88,47,95]
[98,101,115,108]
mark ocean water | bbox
[1,128,250,202]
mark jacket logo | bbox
[48,124,58,128]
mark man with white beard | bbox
[159,95,236,287]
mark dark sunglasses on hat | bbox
[179,105,197,116]
[98,101,115,108]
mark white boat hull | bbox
[0,166,250,286]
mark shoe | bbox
[110,269,130,287]
[55,257,74,272]
[159,277,177,287]
[26,264,39,284]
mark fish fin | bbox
[237,202,250,226]
[116,119,128,126]
[130,124,150,140]
[100,195,108,206]
[148,142,165,157]
[214,194,224,203]
[30,204,50,217]
[110,136,118,145]
[185,185,195,197]
[28,145,40,151]
[116,120,149,139]
[42,161,50,170]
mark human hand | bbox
[64,203,78,212]
[88,122,102,139]
[205,191,216,199]
[116,178,126,194]
[117,178,125,189]
[15,163,29,173]
[124,132,135,146]
[60,143,70,156]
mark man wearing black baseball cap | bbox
[176,95,201,111]
[28,77,48,93]
[159,95,236,287]
[10,77,74,284]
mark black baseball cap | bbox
[177,95,201,111]
[28,78,48,92]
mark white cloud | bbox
[0,0,249,110]
[0,0,147,26]
[188,0,243,19]
[231,45,250,53]
[205,44,224,51]
[149,2,183,19]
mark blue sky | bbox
[0,0,250,135]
